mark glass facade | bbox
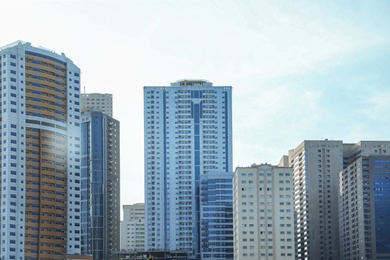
[372,158,390,257]
[81,111,120,260]
[200,172,234,259]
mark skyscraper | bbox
[288,140,343,260]
[339,141,390,260]
[233,164,295,259]
[81,111,120,260]
[0,41,82,259]
[144,79,232,259]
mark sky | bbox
[2,0,390,215]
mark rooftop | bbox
[0,40,68,59]
[172,79,212,86]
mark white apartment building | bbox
[144,79,232,259]
[121,203,145,251]
[120,218,145,251]
[233,164,295,259]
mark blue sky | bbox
[2,0,390,209]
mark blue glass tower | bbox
[371,157,390,258]
[81,111,120,260]
[200,172,234,259]
[144,80,232,259]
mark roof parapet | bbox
[0,40,68,59]
[172,79,212,87]
[0,40,28,51]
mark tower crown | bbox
[172,79,211,86]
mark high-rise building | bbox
[339,141,390,260]
[81,111,120,260]
[144,79,232,259]
[200,172,234,259]
[0,41,82,259]
[81,93,113,117]
[120,203,145,251]
[233,164,295,259]
[287,140,343,260]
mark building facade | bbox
[81,93,113,117]
[233,164,295,259]
[144,80,232,259]
[112,250,189,260]
[120,218,145,251]
[120,203,145,251]
[288,140,343,260]
[81,111,120,260]
[339,141,390,260]
[123,203,145,221]
[0,41,82,259]
[200,172,234,259]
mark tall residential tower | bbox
[81,110,120,260]
[144,79,232,259]
[80,92,120,259]
[288,140,343,260]
[339,141,390,260]
[0,41,82,259]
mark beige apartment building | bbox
[233,164,295,259]
[81,93,113,117]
